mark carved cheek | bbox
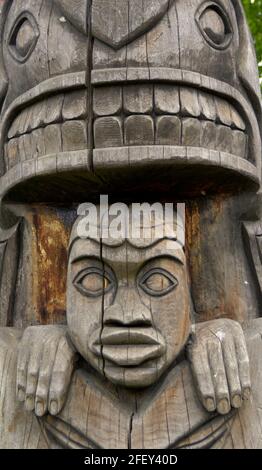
[67,271,103,339]
[150,281,191,352]
[2,0,88,109]
[176,0,238,85]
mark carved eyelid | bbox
[8,12,40,63]
[73,266,115,298]
[138,267,178,297]
[195,1,233,50]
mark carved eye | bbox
[196,2,233,50]
[73,267,114,298]
[139,268,178,297]
[8,13,39,62]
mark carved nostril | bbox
[104,300,152,327]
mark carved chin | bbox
[103,361,165,389]
[100,346,167,388]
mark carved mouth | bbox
[4,83,248,171]
[5,85,248,168]
[100,344,164,367]
[91,326,166,367]
[93,84,248,161]
[1,68,260,192]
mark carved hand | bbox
[16,325,78,417]
[187,319,251,416]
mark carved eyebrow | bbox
[71,255,184,273]
[99,244,185,265]
[69,238,185,265]
[68,236,100,259]
[140,254,185,267]
[71,255,102,265]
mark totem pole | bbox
[0,0,261,449]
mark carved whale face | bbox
[66,212,191,388]
[0,0,261,197]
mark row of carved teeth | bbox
[5,120,87,170]
[94,115,247,159]
[93,84,246,131]
[7,84,245,143]
[7,90,88,141]
[4,114,247,171]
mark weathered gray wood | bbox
[155,85,180,115]
[124,115,154,146]
[61,121,87,152]
[44,125,62,155]
[93,86,122,117]
[182,118,201,147]
[92,0,171,49]
[156,116,181,145]
[94,117,123,148]
[0,223,20,327]
[0,0,261,452]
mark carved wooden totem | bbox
[0,0,262,449]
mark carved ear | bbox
[0,0,9,112]
[54,0,91,35]
[91,0,172,50]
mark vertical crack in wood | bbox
[128,411,135,449]
[172,0,182,145]
[173,0,180,69]
[100,234,106,378]
[40,0,51,78]
[87,0,94,172]
[144,0,151,82]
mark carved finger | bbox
[221,336,242,409]
[34,337,58,417]
[16,326,52,403]
[234,332,251,400]
[207,339,230,415]
[188,341,216,412]
[17,344,30,402]
[25,344,43,411]
[48,336,76,416]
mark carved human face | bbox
[67,236,191,388]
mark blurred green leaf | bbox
[242,0,262,85]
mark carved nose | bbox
[104,290,152,327]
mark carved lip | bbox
[91,327,166,366]
[101,326,164,345]
[101,344,165,367]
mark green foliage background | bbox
[242,0,262,83]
